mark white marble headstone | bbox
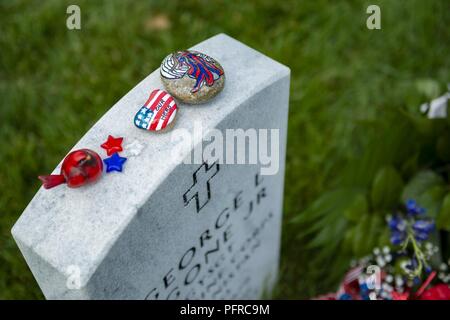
[12,34,290,299]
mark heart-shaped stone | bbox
[134,89,178,132]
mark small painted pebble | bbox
[160,50,225,104]
[134,89,178,132]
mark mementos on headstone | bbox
[12,34,290,299]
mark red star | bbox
[101,135,124,156]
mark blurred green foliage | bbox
[293,107,450,289]
[0,0,449,299]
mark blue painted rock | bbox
[160,50,225,104]
[134,89,178,132]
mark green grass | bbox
[0,0,448,299]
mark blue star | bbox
[103,153,127,173]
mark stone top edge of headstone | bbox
[11,33,290,283]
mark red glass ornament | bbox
[39,149,103,189]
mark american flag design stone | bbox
[134,89,178,132]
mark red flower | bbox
[419,284,450,300]
[391,291,409,300]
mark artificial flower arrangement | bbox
[294,87,450,299]
[317,199,450,300]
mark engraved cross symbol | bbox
[183,161,220,213]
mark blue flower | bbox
[405,258,418,271]
[389,201,434,245]
[412,220,435,233]
[414,231,430,241]
[412,220,434,242]
[388,216,407,245]
[388,216,406,232]
[390,230,406,245]
[405,199,425,216]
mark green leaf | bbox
[295,211,338,239]
[437,193,450,231]
[340,108,417,190]
[436,135,450,162]
[402,170,445,201]
[378,228,391,248]
[365,215,384,251]
[342,227,356,255]
[400,153,419,177]
[353,215,371,257]
[307,218,347,249]
[371,166,403,211]
[342,214,384,256]
[417,185,447,219]
[344,193,368,222]
[415,78,441,100]
[291,189,356,224]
